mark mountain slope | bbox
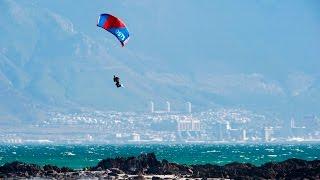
[0,0,319,123]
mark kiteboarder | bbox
[113,75,122,88]
[98,13,128,88]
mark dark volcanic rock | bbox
[43,164,74,174]
[1,154,320,179]
[0,161,75,178]
[190,159,320,179]
[110,168,125,174]
[91,153,164,174]
[258,158,320,179]
[152,176,162,180]
[161,159,192,175]
[60,166,74,172]
[108,172,119,177]
[130,175,146,180]
[43,164,60,172]
[0,161,42,177]
[89,153,320,179]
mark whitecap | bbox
[201,150,220,153]
[295,149,304,152]
[265,148,274,152]
[64,152,76,156]
[267,155,277,157]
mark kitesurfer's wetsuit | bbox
[113,75,121,88]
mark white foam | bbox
[267,155,277,157]
[64,152,76,156]
[265,148,274,152]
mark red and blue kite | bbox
[97,14,130,47]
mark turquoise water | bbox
[0,144,319,169]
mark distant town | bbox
[1,102,319,144]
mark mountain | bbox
[0,0,193,122]
[0,0,319,123]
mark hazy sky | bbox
[1,0,319,114]
[34,0,320,76]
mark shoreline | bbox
[1,153,319,179]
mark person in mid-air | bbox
[113,75,122,88]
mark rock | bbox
[43,164,61,173]
[152,176,162,180]
[0,161,42,177]
[61,166,74,172]
[71,172,80,177]
[108,172,118,177]
[91,153,161,174]
[122,174,129,178]
[0,155,319,179]
[0,173,6,178]
[45,170,57,176]
[130,175,145,180]
[110,168,124,174]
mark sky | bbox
[33,0,320,76]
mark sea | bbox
[0,144,319,169]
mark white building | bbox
[132,133,141,141]
[264,127,274,142]
[150,101,154,113]
[177,116,200,131]
[166,101,171,113]
[242,129,248,141]
[187,102,192,113]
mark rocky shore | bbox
[0,153,319,179]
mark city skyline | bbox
[1,105,319,144]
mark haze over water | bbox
[1,144,319,169]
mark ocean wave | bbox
[295,149,304,152]
[265,148,274,152]
[267,155,277,158]
[63,152,76,156]
[201,150,221,153]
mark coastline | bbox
[1,153,319,179]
